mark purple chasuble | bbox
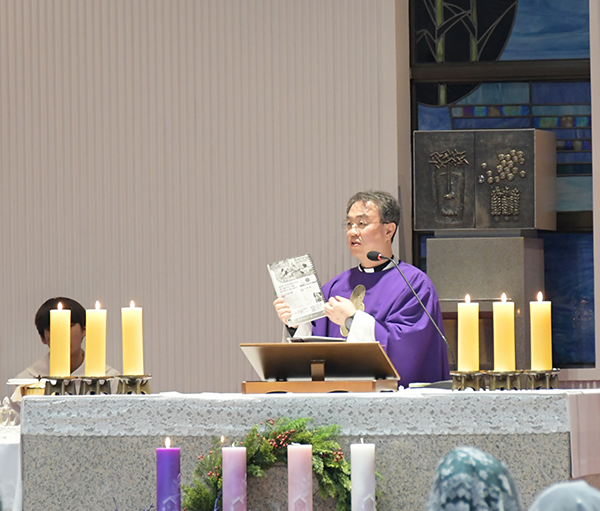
[312,262,450,386]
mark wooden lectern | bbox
[240,342,399,394]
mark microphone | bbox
[367,251,385,262]
[366,251,456,367]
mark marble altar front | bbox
[19,389,599,510]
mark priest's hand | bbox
[324,295,356,326]
[273,297,298,328]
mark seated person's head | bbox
[528,480,600,511]
[35,297,86,356]
[426,446,522,511]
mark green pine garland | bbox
[182,417,352,511]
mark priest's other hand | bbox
[324,295,356,326]
[273,297,298,328]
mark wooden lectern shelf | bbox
[240,342,399,394]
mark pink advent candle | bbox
[156,437,181,511]
[223,446,247,511]
[288,444,313,511]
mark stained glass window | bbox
[417,81,592,190]
[410,0,593,370]
[540,232,595,368]
[413,0,518,64]
[412,0,589,64]
[500,0,590,61]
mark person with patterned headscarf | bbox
[528,480,600,511]
[426,446,522,511]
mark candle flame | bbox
[501,293,507,303]
[537,291,543,302]
[465,294,471,304]
[95,300,101,310]
[130,300,135,308]
[165,437,171,448]
[57,302,63,311]
[220,435,225,444]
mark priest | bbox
[273,190,450,386]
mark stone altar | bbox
[19,390,600,510]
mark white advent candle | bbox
[49,303,71,377]
[493,293,515,371]
[351,442,375,511]
[223,446,247,511]
[288,444,313,511]
[530,291,552,371]
[122,301,144,375]
[85,301,107,377]
[457,294,479,372]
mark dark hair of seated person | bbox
[34,297,86,338]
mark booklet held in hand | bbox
[268,254,326,325]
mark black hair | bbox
[35,297,86,338]
[346,190,401,242]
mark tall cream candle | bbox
[49,303,71,377]
[457,294,479,372]
[493,293,515,371]
[530,292,552,371]
[122,301,144,375]
[85,301,107,377]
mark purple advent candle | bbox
[157,438,181,511]
[288,444,313,511]
[223,446,247,511]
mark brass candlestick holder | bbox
[487,370,523,390]
[43,376,78,395]
[450,371,486,391]
[523,369,560,390]
[80,377,113,395]
[116,375,152,394]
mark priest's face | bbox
[345,201,395,267]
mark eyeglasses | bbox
[342,220,384,232]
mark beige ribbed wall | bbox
[0,0,406,396]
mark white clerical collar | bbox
[359,256,396,273]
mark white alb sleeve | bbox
[346,310,376,343]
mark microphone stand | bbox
[373,254,457,368]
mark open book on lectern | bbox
[287,336,345,343]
